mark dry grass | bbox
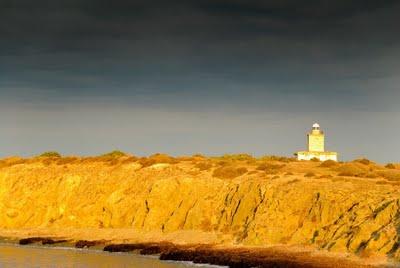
[176,156,196,162]
[213,166,248,179]
[258,155,296,163]
[138,153,178,168]
[56,157,79,165]
[353,158,372,165]
[138,157,156,167]
[375,170,400,181]
[319,174,333,179]
[195,161,213,171]
[385,163,396,169]
[287,179,300,184]
[364,172,379,179]
[217,160,230,167]
[319,160,338,168]
[1,157,28,167]
[218,154,255,161]
[120,156,139,164]
[376,180,390,185]
[1,153,397,187]
[336,163,369,177]
[304,172,316,178]
[256,163,285,174]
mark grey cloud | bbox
[0,1,399,160]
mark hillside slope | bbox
[0,155,399,262]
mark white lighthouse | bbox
[295,123,338,161]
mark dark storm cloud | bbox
[1,0,399,104]
[1,0,399,48]
[1,1,400,160]
[198,0,397,20]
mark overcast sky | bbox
[1,1,399,162]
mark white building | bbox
[295,123,338,161]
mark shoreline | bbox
[0,230,393,268]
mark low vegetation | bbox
[38,151,61,158]
[319,160,337,168]
[217,154,255,161]
[138,153,178,167]
[375,170,400,181]
[258,155,296,162]
[0,153,397,184]
[336,163,368,177]
[385,163,396,169]
[195,161,213,171]
[56,157,79,165]
[100,150,127,158]
[213,166,248,179]
[256,163,285,174]
[353,158,372,165]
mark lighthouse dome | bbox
[312,123,320,129]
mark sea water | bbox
[0,243,221,268]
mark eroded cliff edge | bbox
[0,155,399,262]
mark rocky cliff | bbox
[0,155,398,262]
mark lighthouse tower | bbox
[308,123,324,152]
[296,123,338,161]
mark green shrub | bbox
[310,157,320,162]
[39,151,61,158]
[100,150,127,158]
[219,154,255,161]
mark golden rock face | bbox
[0,156,398,260]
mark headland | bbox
[0,153,398,267]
